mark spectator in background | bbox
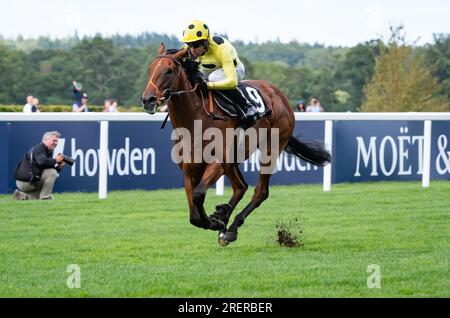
[72,80,85,109]
[23,95,34,113]
[103,99,111,112]
[109,99,119,112]
[306,96,325,112]
[72,93,89,112]
[32,98,41,113]
[295,99,306,112]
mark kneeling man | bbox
[13,131,66,200]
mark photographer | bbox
[13,131,68,200]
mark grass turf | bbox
[0,181,449,297]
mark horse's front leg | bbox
[190,162,226,231]
[210,164,248,228]
[184,173,211,229]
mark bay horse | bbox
[141,44,330,246]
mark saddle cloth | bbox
[213,83,271,118]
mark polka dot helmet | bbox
[182,20,209,43]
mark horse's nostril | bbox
[141,96,157,107]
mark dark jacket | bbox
[15,143,60,182]
[73,88,83,107]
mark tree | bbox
[0,44,35,104]
[426,34,450,99]
[361,26,449,112]
[71,36,146,105]
[125,43,163,106]
[334,40,385,111]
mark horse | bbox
[141,43,331,246]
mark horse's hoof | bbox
[209,204,232,225]
[218,232,229,246]
[209,217,226,231]
[218,231,237,246]
[218,238,228,246]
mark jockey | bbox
[182,20,258,128]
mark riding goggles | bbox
[187,40,206,49]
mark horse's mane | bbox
[165,48,182,55]
[164,48,199,88]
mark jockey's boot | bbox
[221,89,258,129]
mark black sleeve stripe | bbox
[212,36,225,45]
[202,64,217,69]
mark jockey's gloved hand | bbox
[182,59,200,81]
[196,75,209,95]
[184,60,200,74]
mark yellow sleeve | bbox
[207,45,238,90]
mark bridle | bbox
[143,52,227,122]
[143,54,198,104]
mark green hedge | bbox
[0,105,143,112]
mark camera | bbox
[29,172,41,185]
[62,155,76,166]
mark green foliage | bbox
[0,31,449,111]
[0,32,181,52]
[362,27,449,112]
[0,105,23,112]
[334,40,385,111]
[0,44,33,103]
[236,40,310,66]
[425,34,450,99]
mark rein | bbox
[145,53,228,126]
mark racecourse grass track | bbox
[0,181,449,297]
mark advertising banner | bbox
[1,118,449,194]
[431,121,450,180]
[333,121,425,182]
[239,121,325,185]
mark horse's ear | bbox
[158,43,165,55]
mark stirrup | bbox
[243,103,258,116]
[238,115,257,130]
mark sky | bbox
[0,0,449,46]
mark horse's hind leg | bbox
[219,173,271,246]
[218,125,283,245]
[210,164,248,228]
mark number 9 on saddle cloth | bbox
[212,83,272,129]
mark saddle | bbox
[212,83,272,119]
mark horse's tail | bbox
[284,136,331,167]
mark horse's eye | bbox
[166,69,173,75]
